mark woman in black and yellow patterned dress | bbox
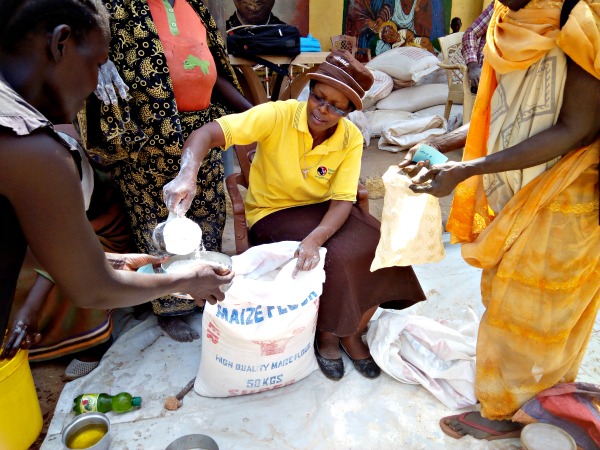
[78,0,252,341]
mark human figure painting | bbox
[345,0,449,55]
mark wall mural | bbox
[345,0,449,56]
[223,0,309,35]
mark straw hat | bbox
[306,49,374,110]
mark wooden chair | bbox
[437,32,475,123]
[330,35,357,56]
[225,144,370,255]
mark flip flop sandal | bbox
[439,412,522,441]
[64,358,100,380]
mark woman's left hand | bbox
[0,319,42,360]
[292,241,321,278]
[408,161,468,197]
[106,253,169,271]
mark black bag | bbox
[227,24,301,77]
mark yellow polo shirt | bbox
[217,100,363,227]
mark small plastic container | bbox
[520,423,576,450]
[152,213,203,256]
[412,144,449,165]
[62,412,111,450]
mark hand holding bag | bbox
[371,165,445,270]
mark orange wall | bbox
[309,0,344,51]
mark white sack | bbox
[362,69,394,110]
[366,46,440,82]
[346,110,371,147]
[367,309,479,410]
[416,67,448,85]
[378,115,447,153]
[371,167,445,269]
[376,84,448,112]
[297,82,310,102]
[195,241,325,397]
[365,110,414,137]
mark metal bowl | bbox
[62,412,111,450]
[162,251,234,295]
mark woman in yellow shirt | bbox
[165,50,426,381]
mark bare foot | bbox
[442,411,523,440]
[316,331,341,359]
[157,316,200,342]
[340,334,370,360]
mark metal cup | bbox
[62,412,111,450]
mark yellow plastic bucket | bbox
[0,349,43,449]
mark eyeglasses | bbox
[308,91,349,116]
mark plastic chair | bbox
[437,32,474,123]
[330,35,357,56]
[225,144,370,255]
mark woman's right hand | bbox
[180,263,234,306]
[467,62,482,92]
[0,319,42,360]
[163,174,198,217]
[292,241,321,278]
[398,142,437,177]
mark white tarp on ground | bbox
[41,237,600,450]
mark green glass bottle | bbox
[72,392,142,415]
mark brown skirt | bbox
[249,201,426,336]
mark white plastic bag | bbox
[367,309,479,409]
[371,166,445,269]
[194,242,326,397]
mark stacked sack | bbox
[354,46,463,152]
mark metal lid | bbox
[521,423,577,450]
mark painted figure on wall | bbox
[225,0,286,30]
[347,0,445,56]
[223,0,308,35]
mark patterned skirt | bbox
[110,109,226,316]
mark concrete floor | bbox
[28,141,457,448]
